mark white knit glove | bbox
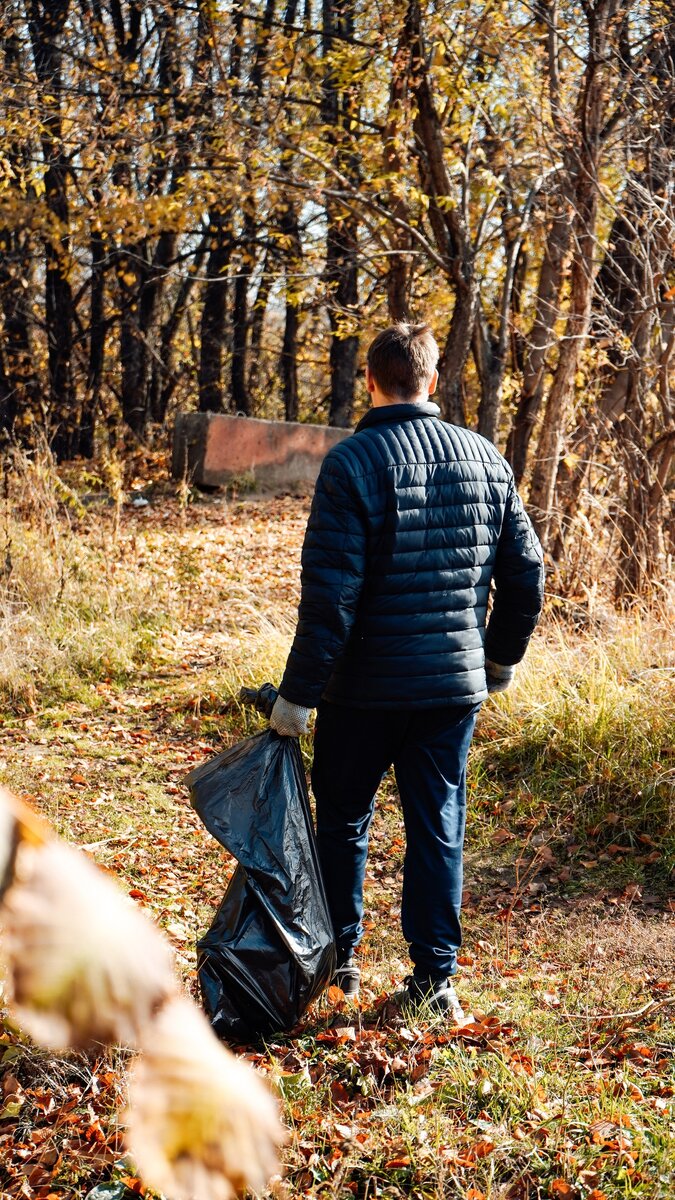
[485,659,516,694]
[269,695,313,737]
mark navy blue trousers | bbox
[311,700,480,979]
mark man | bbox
[269,323,544,1018]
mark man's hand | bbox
[269,695,313,737]
[485,659,515,694]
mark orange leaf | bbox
[470,1139,495,1159]
[384,1156,411,1169]
[121,1177,146,1195]
[330,1079,350,1105]
[550,1182,576,1198]
[327,984,345,1003]
[587,1192,608,1200]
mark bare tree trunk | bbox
[527,221,597,544]
[110,6,149,438]
[613,412,671,604]
[613,373,674,604]
[0,20,39,437]
[0,228,39,439]
[80,219,106,458]
[383,29,413,322]
[505,0,570,480]
[553,10,675,591]
[473,307,502,444]
[247,3,301,410]
[118,242,148,437]
[475,181,543,446]
[199,3,275,415]
[28,0,75,461]
[405,0,478,424]
[231,233,252,415]
[435,336,467,427]
[529,0,621,545]
[612,22,675,600]
[198,212,233,413]
[323,0,359,428]
[247,248,274,402]
[197,0,235,413]
[117,9,184,438]
[229,1,278,416]
[282,303,299,422]
[506,192,572,478]
[552,185,653,552]
[279,195,302,422]
[152,234,209,422]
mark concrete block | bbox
[172,412,351,492]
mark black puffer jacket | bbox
[279,402,544,709]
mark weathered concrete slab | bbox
[172,412,351,492]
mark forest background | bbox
[0,0,674,603]
[0,5,674,1200]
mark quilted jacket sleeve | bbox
[483,475,545,667]
[279,454,367,708]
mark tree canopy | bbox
[0,0,673,600]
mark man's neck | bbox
[371,392,428,408]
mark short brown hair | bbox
[366,323,439,400]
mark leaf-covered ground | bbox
[0,487,673,1200]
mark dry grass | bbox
[0,451,176,707]
[470,610,675,879]
[0,462,672,1200]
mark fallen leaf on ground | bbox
[550,1182,576,1198]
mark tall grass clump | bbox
[472,610,675,865]
[0,450,174,707]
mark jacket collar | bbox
[355,400,441,433]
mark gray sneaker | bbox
[333,957,361,999]
[394,974,465,1021]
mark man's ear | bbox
[365,366,375,394]
[428,369,439,396]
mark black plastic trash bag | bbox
[186,726,336,1041]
